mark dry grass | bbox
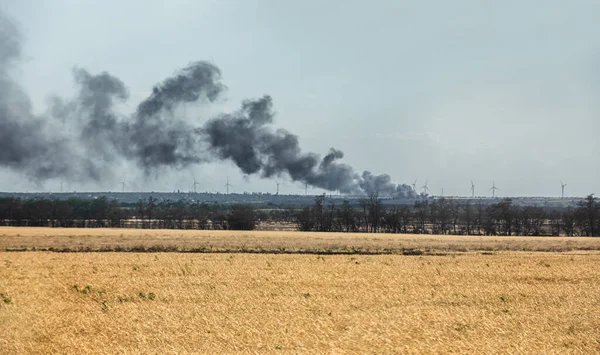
[2,227,600,254]
[1,252,599,354]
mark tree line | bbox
[0,197,256,230]
[296,194,600,236]
[1,194,598,236]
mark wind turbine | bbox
[412,179,418,192]
[275,180,283,195]
[225,178,233,194]
[470,180,475,198]
[304,183,309,196]
[192,176,200,194]
[561,181,567,198]
[489,181,499,198]
[121,178,127,193]
[421,180,431,195]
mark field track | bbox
[2,227,600,254]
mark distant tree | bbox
[482,204,497,236]
[146,196,157,228]
[137,199,145,228]
[491,198,515,236]
[413,200,429,234]
[383,206,403,233]
[358,197,370,232]
[449,200,461,235]
[339,200,356,233]
[296,206,314,231]
[560,207,577,236]
[367,194,382,233]
[460,201,475,235]
[575,195,600,236]
[227,205,256,230]
[398,206,411,234]
[313,195,325,231]
[474,202,485,235]
[323,199,336,232]
[431,198,451,234]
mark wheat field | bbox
[1,228,600,353]
[1,251,600,354]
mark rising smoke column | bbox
[0,10,417,198]
[0,12,100,181]
[72,68,129,165]
[125,61,225,169]
[62,61,225,172]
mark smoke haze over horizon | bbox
[0,1,598,197]
[0,9,416,198]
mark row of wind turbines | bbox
[115,175,570,198]
[120,175,282,195]
[412,179,569,198]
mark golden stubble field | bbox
[1,251,600,354]
[2,227,600,253]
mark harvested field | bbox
[1,227,600,254]
[1,252,599,353]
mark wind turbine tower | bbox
[421,180,431,195]
[412,179,418,193]
[275,180,282,195]
[489,181,499,198]
[470,180,475,198]
[225,178,233,194]
[192,177,200,194]
[121,179,127,193]
[561,181,567,198]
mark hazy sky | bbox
[1,0,599,197]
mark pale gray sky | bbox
[1,0,599,196]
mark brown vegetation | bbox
[1,252,599,353]
[2,227,600,254]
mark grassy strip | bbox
[4,245,430,255]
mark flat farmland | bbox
[1,228,600,353]
[2,227,600,253]
[1,252,600,354]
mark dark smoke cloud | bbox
[0,10,416,198]
[202,96,417,197]
[125,61,224,169]
[0,12,99,181]
[73,68,128,163]
[136,61,224,117]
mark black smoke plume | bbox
[0,11,416,198]
[203,97,416,197]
